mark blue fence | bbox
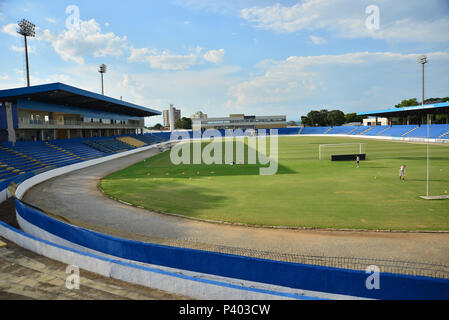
[15,199,449,300]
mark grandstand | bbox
[405,124,449,139]
[0,134,173,185]
[0,83,165,186]
[297,124,449,139]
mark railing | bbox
[18,119,142,129]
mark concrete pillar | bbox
[5,102,16,144]
[67,129,70,139]
[53,129,57,140]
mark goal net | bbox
[319,143,366,160]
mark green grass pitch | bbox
[99,136,449,231]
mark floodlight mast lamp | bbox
[418,55,429,197]
[17,19,36,87]
[99,64,107,95]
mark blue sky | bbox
[1,0,448,125]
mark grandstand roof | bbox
[357,102,449,117]
[0,82,161,117]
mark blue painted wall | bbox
[15,199,449,300]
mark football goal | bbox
[319,143,366,160]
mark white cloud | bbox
[310,35,326,45]
[240,0,449,43]
[226,51,449,111]
[173,0,246,15]
[129,47,198,71]
[128,47,154,62]
[45,17,56,24]
[370,18,449,43]
[146,51,198,71]
[38,19,127,64]
[129,46,223,70]
[203,48,225,64]
[2,23,20,37]
[11,45,36,53]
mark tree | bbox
[318,109,329,126]
[424,97,449,104]
[287,120,298,126]
[327,110,345,126]
[395,98,419,108]
[345,113,365,123]
[174,117,192,129]
[152,123,163,130]
[302,109,340,126]
[300,116,310,126]
[306,110,323,126]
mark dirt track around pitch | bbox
[21,146,449,269]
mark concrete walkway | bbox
[22,147,449,269]
[0,237,188,300]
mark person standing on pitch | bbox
[356,155,360,168]
[399,164,406,181]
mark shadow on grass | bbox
[135,140,296,178]
[406,179,449,183]
[395,156,449,161]
[103,179,229,217]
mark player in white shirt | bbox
[399,165,406,181]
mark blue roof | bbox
[0,82,161,117]
[357,102,449,116]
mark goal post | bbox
[319,143,366,160]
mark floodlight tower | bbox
[417,55,427,106]
[99,64,107,95]
[17,19,36,87]
[417,55,429,197]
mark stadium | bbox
[0,2,449,304]
[0,81,448,300]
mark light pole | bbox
[417,55,429,197]
[17,19,35,87]
[99,64,107,95]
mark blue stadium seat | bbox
[377,125,418,137]
[327,126,358,134]
[348,126,371,135]
[49,139,105,160]
[133,134,160,145]
[403,124,449,139]
[83,138,134,153]
[300,127,332,134]
[363,125,390,136]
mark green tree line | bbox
[301,96,448,127]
